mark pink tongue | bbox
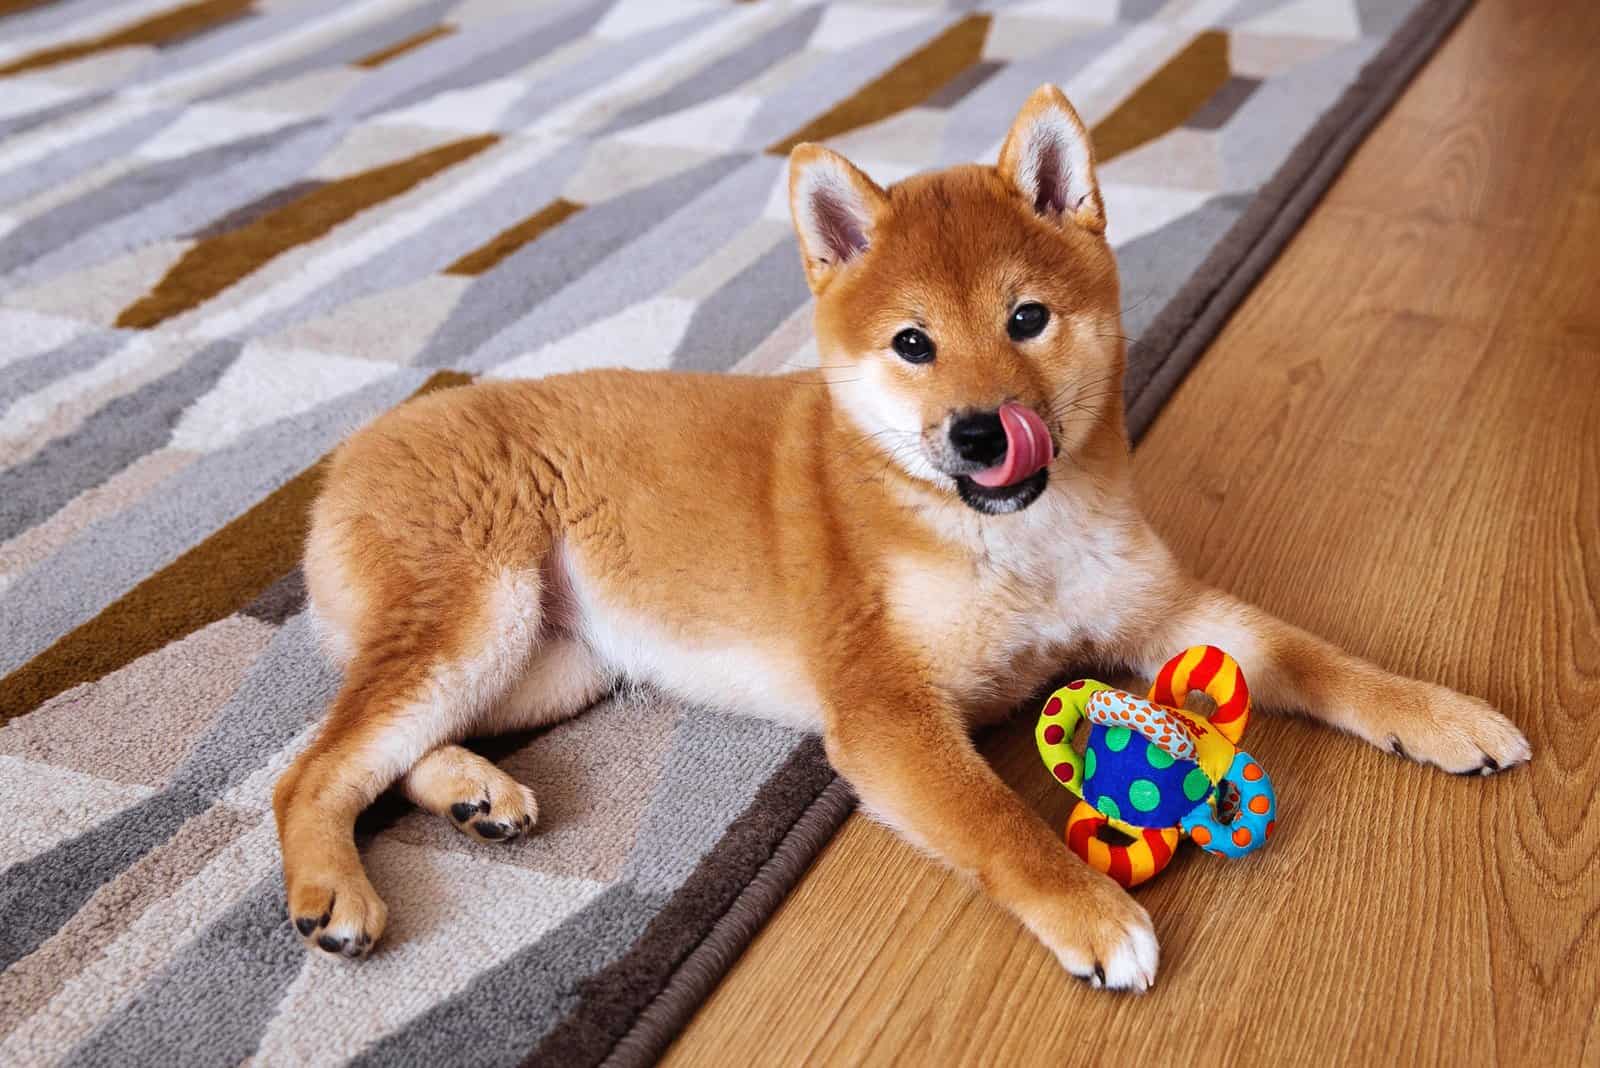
[971,403,1052,488]
[966,404,1056,489]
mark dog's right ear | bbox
[787,143,888,294]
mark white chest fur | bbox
[558,482,1168,729]
[887,487,1169,707]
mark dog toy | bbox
[1035,645,1277,887]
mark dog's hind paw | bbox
[446,780,538,842]
[402,744,538,842]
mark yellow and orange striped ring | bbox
[1148,644,1251,746]
[1064,801,1183,888]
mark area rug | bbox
[0,0,1470,1064]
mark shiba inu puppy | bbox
[273,85,1530,989]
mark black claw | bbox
[317,934,343,953]
[520,815,533,829]
[317,909,331,928]
[1455,756,1501,777]
[1387,735,1410,761]
[1093,963,1106,986]
[473,820,507,839]
[477,798,491,813]
[450,802,477,823]
[295,917,317,936]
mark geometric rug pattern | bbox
[0,0,1447,1064]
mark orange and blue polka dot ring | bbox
[1034,645,1278,887]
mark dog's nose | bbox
[948,411,1007,466]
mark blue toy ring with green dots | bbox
[1035,646,1279,887]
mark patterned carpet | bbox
[0,0,1467,1065]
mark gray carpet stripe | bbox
[499,9,727,133]
[198,0,457,104]
[61,877,303,1068]
[0,105,180,210]
[0,788,210,969]
[341,0,608,121]
[462,155,779,373]
[249,139,591,343]
[0,89,109,143]
[0,329,126,414]
[0,370,422,675]
[419,154,748,370]
[668,237,808,374]
[349,883,666,1068]
[0,339,240,543]
[0,119,334,286]
[597,6,827,137]
[0,614,336,968]
[740,13,952,153]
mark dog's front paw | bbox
[1382,684,1531,776]
[1028,877,1158,992]
[287,863,387,959]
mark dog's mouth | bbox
[949,402,1055,514]
[956,468,1050,514]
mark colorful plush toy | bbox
[1035,645,1277,887]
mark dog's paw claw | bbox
[1455,751,1504,777]
[1379,688,1530,776]
[1043,882,1158,993]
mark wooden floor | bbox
[664,1,1600,1064]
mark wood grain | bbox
[664,0,1600,1063]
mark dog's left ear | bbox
[998,84,1104,235]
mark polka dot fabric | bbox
[1180,751,1278,858]
[1084,689,1197,762]
[1081,719,1201,829]
[1034,646,1279,887]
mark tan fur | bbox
[273,85,1529,984]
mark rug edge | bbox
[601,772,857,1068]
[544,1,1479,1062]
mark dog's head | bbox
[788,85,1124,516]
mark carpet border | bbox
[601,773,857,1068]
[553,1,1478,1063]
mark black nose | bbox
[948,411,1007,466]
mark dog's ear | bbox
[787,143,888,294]
[998,84,1104,235]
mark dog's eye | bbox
[892,328,935,364]
[1008,302,1050,341]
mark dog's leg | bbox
[401,638,613,841]
[274,571,542,957]
[824,684,1158,991]
[484,636,614,733]
[1139,584,1531,774]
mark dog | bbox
[272,85,1530,990]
